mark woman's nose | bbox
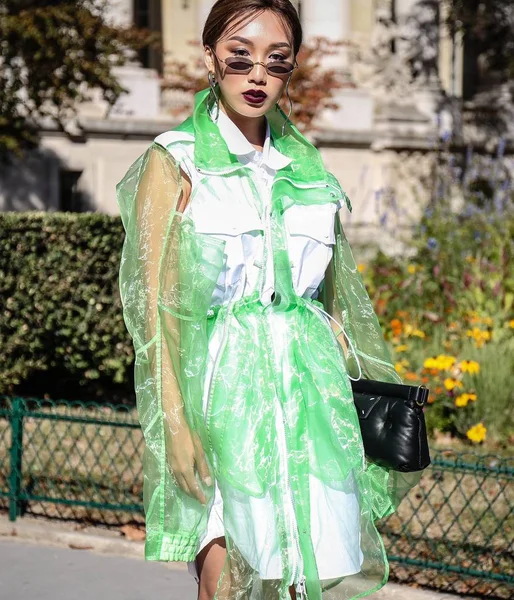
[248,62,267,85]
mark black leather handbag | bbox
[351,378,431,472]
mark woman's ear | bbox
[204,46,215,74]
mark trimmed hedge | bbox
[0,211,134,403]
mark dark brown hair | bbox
[203,0,302,57]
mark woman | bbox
[116,1,421,599]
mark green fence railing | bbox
[0,396,144,526]
[0,395,512,598]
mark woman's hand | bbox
[164,422,212,505]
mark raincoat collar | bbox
[212,104,292,171]
[180,87,329,183]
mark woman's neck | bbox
[219,100,267,153]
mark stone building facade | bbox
[1,0,478,254]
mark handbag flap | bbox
[353,393,383,419]
[351,378,429,405]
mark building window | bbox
[462,36,480,101]
[59,170,83,212]
[133,0,163,73]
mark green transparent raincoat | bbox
[116,88,422,599]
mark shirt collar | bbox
[212,105,292,171]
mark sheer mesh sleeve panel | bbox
[116,142,225,561]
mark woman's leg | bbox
[195,536,297,600]
[196,536,227,600]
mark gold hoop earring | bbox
[207,71,220,121]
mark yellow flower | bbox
[459,360,480,375]
[357,263,366,273]
[466,422,487,443]
[455,394,469,407]
[444,378,463,391]
[423,357,439,370]
[407,264,417,274]
[466,328,491,348]
[465,256,475,263]
[403,323,414,336]
[437,354,457,370]
[424,355,457,371]
[454,393,478,408]
[509,319,514,329]
[482,317,493,326]
[395,359,410,374]
[412,329,426,338]
[424,354,457,371]
[395,344,409,353]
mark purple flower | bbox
[427,237,438,250]
[441,130,452,143]
[497,138,506,159]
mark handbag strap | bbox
[306,303,363,382]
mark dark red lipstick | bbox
[242,89,268,104]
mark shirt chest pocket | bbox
[283,203,337,298]
[191,206,265,304]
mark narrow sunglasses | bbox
[210,48,297,77]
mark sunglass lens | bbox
[267,61,294,75]
[225,57,253,72]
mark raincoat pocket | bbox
[284,202,337,298]
[192,209,264,304]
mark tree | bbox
[355,1,514,137]
[438,0,514,137]
[0,0,156,158]
[443,0,514,85]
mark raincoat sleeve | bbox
[320,188,423,520]
[320,189,402,385]
[116,142,224,561]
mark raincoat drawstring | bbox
[306,303,363,382]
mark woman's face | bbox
[204,10,294,119]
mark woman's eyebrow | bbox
[227,35,291,50]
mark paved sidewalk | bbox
[0,539,196,600]
[0,515,466,599]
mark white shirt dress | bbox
[154,108,363,587]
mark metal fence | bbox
[1,395,513,598]
[0,396,144,526]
